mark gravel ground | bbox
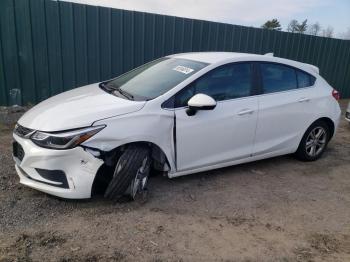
[0,100,350,262]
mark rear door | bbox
[253,62,317,157]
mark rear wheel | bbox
[104,145,151,201]
[295,121,330,161]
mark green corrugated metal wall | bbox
[0,0,350,106]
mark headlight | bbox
[30,125,105,149]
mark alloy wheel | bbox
[130,156,149,199]
[305,126,327,157]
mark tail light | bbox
[332,89,340,101]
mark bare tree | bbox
[308,22,321,36]
[295,19,308,34]
[287,19,308,34]
[321,26,334,38]
[287,19,298,33]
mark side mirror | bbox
[186,94,216,116]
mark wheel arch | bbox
[313,117,335,140]
[91,141,171,196]
[294,117,335,161]
[295,117,335,154]
[114,141,172,170]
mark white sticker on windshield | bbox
[173,65,194,74]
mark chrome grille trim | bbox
[14,124,35,138]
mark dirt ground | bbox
[0,100,350,262]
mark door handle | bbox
[298,97,310,103]
[237,109,254,116]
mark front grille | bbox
[14,124,34,138]
[13,141,25,161]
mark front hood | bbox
[18,83,145,131]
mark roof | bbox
[169,52,319,75]
[169,52,257,64]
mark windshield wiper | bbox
[100,82,134,100]
[115,87,134,100]
[99,82,115,93]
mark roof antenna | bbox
[264,52,274,57]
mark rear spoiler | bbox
[304,63,319,74]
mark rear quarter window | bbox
[296,70,316,88]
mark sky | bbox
[62,0,350,37]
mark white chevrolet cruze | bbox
[13,52,341,200]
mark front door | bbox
[174,62,259,172]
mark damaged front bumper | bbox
[13,133,104,199]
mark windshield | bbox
[102,57,208,100]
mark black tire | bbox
[295,120,330,161]
[104,145,150,201]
